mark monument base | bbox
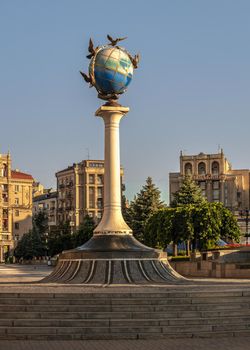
[42,235,186,284]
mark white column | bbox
[94,105,132,235]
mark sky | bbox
[0,0,249,203]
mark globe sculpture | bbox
[43,35,184,285]
[80,35,139,101]
[90,47,133,98]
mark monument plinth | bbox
[43,35,184,284]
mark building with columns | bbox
[0,153,33,261]
[169,150,250,212]
[33,190,57,229]
[56,160,124,229]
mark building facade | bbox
[33,190,57,229]
[56,160,124,229]
[169,150,250,212]
[0,153,33,261]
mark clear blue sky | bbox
[1,0,249,203]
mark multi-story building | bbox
[169,150,250,212]
[0,153,33,261]
[56,160,124,229]
[33,190,57,229]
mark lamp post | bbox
[239,209,249,245]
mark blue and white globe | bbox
[89,46,133,98]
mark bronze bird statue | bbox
[80,71,93,86]
[107,34,127,46]
[86,38,99,59]
[128,53,140,69]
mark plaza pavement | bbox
[1,264,250,349]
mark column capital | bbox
[95,105,129,117]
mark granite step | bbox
[0,290,250,340]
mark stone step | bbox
[3,287,246,300]
[0,290,247,300]
[0,326,250,340]
[1,307,250,319]
[0,289,250,340]
[0,316,249,327]
[0,295,249,305]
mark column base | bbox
[42,235,186,285]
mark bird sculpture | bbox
[86,38,99,59]
[79,71,93,86]
[107,34,127,47]
[130,53,140,69]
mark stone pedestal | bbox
[43,104,185,285]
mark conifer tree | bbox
[74,214,96,247]
[128,177,164,242]
[171,175,205,207]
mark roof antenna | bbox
[86,148,90,160]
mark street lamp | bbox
[239,209,249,245]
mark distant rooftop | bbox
[11,170,33,181]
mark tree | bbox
[47,221,74,257]
[127,177,164,242]
[217,203,241,243]
[171,176,205,207]
[191,203,221,251]
[14,211,48,261]
[145,206,194,255]
[74,215,96,247]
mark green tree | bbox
[145,206,194,255]
[14,230,34,260]
[171,176,205,207]
[14,211,48,260]
[128,177,164,242]
[191,203,221,251]
[74,215,96,247]
[217,203,241,243]
[47,221,74,257]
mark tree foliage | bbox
[145,202,241,253]
[74,215,96,247]
[126,177,164,242]
[14,211,48,260]
[171,176,205,207]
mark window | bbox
[201,190,206,198]
[3,164,8,177]
[15,210,19,217]
[15,185,19,192]
[2,194,8,202]
[212,161,219,175]
[97,198,103,209]
[15,198,19,205]
[89,174,95,184]
[200,181,206,190]
[15,222,19,230]
[97,175,103,184]
[88,212,94,218]
[97,187,103,197]
[213,189,220,200]
[2,219,8,231]
[213,181,219,190]
[97,212,102,219]
[184,163,192,175]
[2,184,8,192]
[89,187,95,208]
[198,162,206,175]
